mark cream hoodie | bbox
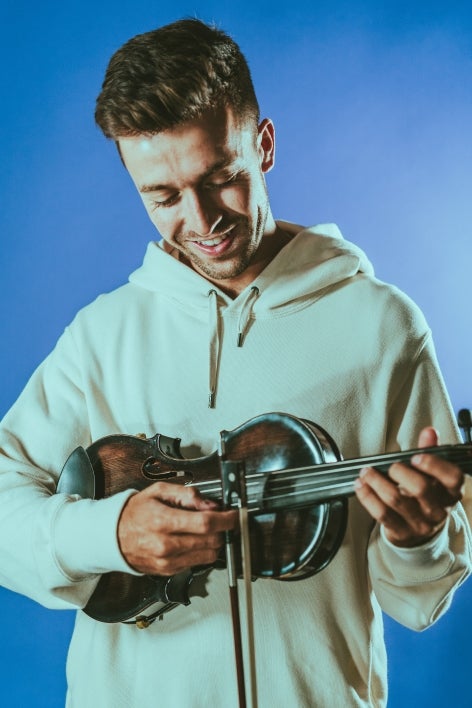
[0,222,470,707]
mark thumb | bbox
[417,426,439,448]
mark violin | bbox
[57,411,472,624]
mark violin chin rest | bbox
[56,446,96,499]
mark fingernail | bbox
[411,454,422,465]
[354,478,363,490]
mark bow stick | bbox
[220,456,258,708]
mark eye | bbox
[207,171,240,188]
[150,193,179,209]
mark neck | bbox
[204,225,291,298]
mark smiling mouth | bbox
[190,227,236,255]
[195,234,228,247]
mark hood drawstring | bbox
[237,286,259,347]
[207,286,260,408]
[208,289,220,409]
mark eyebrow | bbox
[138,157,237,194]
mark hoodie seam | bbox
[220,280,354,320]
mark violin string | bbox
[256,458,472,509]
[199,462,472,511]
[194,445,471,492]
[254,445,472,482]
[193,452,472,495]
[191,448,472,508]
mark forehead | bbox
[119,107,256,189]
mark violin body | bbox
[58,412,348,623]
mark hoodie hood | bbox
[129,222,374,407]
[129,221,374,311]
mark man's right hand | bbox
[117,482,237,575]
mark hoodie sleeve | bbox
[0,326,138,611]
[367,335,472,630]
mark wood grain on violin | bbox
[56,412,472,624]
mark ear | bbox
[257,118,275,173]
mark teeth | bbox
[197,235,226,247]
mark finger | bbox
[355,467,445,545]
[389,458,461,504]
[151,529,227,573]
[387,462,452,522]
[148,546,226,576]
[151,498,238,535]
[118,502,229,574]
[144,481,220,511]
[354,473,409,536]
[414,427,464,498]
[130,539,226,576]
[148,529,224,558]
[358,467,419,517]
[409,454,464,500]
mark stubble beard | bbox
[178,204,269,283]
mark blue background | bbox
[1,1,471,705]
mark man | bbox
[0,18,470,707]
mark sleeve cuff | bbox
[379,517,454,583]
[379,518,451,567]
[52,490,143,581]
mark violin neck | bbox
[350,443,469,474]
[218,443,472,513]
[352,443,472,481]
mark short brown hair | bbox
[95,18,260,138]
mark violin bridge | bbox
[220,459,247,510]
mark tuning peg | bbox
[457,409,472,443]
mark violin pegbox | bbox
[458,409,472,443]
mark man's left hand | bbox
[354,427,465,547]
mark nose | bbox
[186,189,222,237]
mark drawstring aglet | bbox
[236,286,259,348]
[208,391,215,408]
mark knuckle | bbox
[378,508,395,526]
[151,481,166,495]
[153,536,171,558]
[415,519,433,537]
[445,484,463,505]
[418,454,438,473]
[198,513,214,534]
[362,467,377,484]
[420,500,435,518]
[152,512,169,532]
[414,476,430,497]
[388,462,404,478]
[452,480,465,502]
[200,548,220,564]
[185,486,201,502]
[431,510,447,527]
[155,558,175,576]
[384,487,403,509]
[418,453,432,469]
[208,532,223,549]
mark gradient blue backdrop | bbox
[1,1,471,706]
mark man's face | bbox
[119,106,276,293]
